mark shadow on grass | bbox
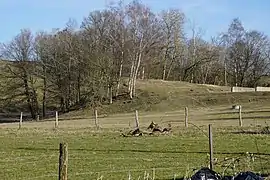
[0,116,93,124]
[14,147,270,156]
[204,116,270,121]
[233,131,270,135]
[0,111,57,124]
[0,119,19,123]
[209,110,270,115]
[233,127,270,135]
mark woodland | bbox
[0,0,269,119]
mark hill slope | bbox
[1,72,270,120]
[71,79,270,117]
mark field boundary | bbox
[3,106,270,130]
[231,86,270,92]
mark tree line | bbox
[0,0,270,119]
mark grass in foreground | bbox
[0,126,269,180]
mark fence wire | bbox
[1,108,270,179]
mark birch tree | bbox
[126,0,162,98]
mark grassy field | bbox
[1,105,270,180]
[0,126,269,180]
[1,79,270,179]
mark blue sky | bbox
[0,0,269,42]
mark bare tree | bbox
[34,31,49,118]
[1,1,270,117]
[81,9,120,104]
[222,18,270,87]
[159,9,185,80]
[126,0,162,98]
[108,1,128,96]
[0,29,39,119]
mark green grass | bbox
[0,126,269,180]
[77,79,270,116]
[1,69,270,179]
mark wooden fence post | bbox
[55,111,59,128]
[135,110,139,128]
[185,107,188,128]
[59,143,68,180]
[208,124,214,170]
[94,109,99,129]
[152,168,155,180]
[239,105,243,127]
[19,112,23,129]
[128,171,131,180]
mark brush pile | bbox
[121,121,172,137]
[261,126,270,134]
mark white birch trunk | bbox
[109,86,113,104]
[116,62,123,96]
[132,52,142,97]
[141,66,145,80]
[128,60,135,93]
[132,34,144,97]
[129,57,136,99]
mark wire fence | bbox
[1,148,270,179]
[1,107,270,179]
[3,106,270,130]
[1,133,269,180]
[5,154,269,180]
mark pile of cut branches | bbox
[121,121,172,137]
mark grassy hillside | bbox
[1,60,270,119]
[71,79,270,117]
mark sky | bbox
[0,0,270,43]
